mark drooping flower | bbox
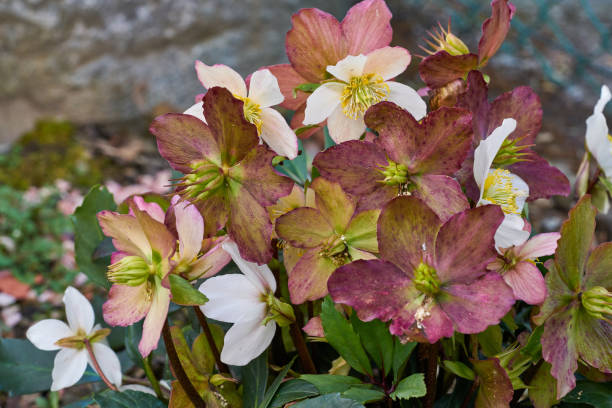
[26,287,122,391]
[328,196,514,343]
[533,195,612,399]
[473,118,530,249]
[266,0,394,138]
[302,50,426,143]
[314,102,472,219]
[198,241,294,366]
[487,232,560,304]
[275,178,379,304]
[185,62,298,159]
[151,87,294,264]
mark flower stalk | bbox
[289,316,317,374]
[193,306,230,374]
[83,338,118,391]
[142,355,165,402]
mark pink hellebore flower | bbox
[488,232,560,304]
[303,49,426,143]
[184,62,298,159]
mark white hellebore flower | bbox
[473,118,530,249]
[199,241,290,366]
[184,61,299,159]
[302,47,427,144]
[26,287,122,391]
[585,85,612,176]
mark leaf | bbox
[341,385,385,404]
[300,375,362,394]
[443,361,475,381]
[93,389,166,408]
[168,274,209,306]
[477,324,503,357]
[295,125,321,136]
[521,325,544,361]
[269,379,319,408]
[292,393,365,408]
[389,373,427,401]
[324,127,336,149]
[350,315,394,376]
[275,140,309,185]
[320,297,372,376]
[293,83,321,97]
[471,358,514,408]
[260,356,297,408]
[392,338,417,382]
[72,185,116,288]
[242,350,268,408]
[191,324,224,376]
[124,322,144,369]
[562,380,612,408]
[529,362,558,408]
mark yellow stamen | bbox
[236,95,263,134]
[483,169,525,215]
[340,74,389,119]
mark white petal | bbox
[473,118,517,192]
[259,108,298,159]
[364,47,411,80]
[327,54,367,82]
[303,82,344,125]
[199,275,266,323]
[510,172,529,213]
[494,214,530,250]
[91,343,123,387]
[586,86,612,177]
[248,69,284,108]
[183,102,206,123]
[63,286,95,333]
[220,320,276,366]
[173,196,205,262]
[594,85,611,115]
[26,319,73,351]
[51,348,88,391]
[385,81,427,120]
[120,384,157,395]
[221,240,277,293]
[327,105,366,143]
[194,61,247,97]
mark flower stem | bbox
[459,379,479,408]
[142,355,165,402]
[193,306,230,374]
[289,319,316,374]
[423,342,439,408]
[162,320,206,408]
[83,339,118,391]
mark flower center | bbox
[492,136,533,167]
[581,286,612,324]
[340,73,389,119]
[236,96,263,134]
[483,168,525,215]
[376,158,414,195]
[413,262,441,296]
[107,255,153,286]
[55,327,111,349]
[177,160,225,204]
[261,292,295,327]
[320,234,351,266]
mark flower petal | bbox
[341,0,392,55]
[494,214,530,250]
[327,54,367,83]
[585,242,612,289]
[586,85,612,176]
[326,105,367,143]
[575,308,612,376]
[418,51,478,88]
[344,209,380,253]
[182,102,206,123]
[103,284,151,327]
[303,82,344,125]
[264,64,309,110]
[384,82,427,120]
[503,261,547,304]
[184,237,232,280]
[259,107,299,159]
[487,86,542,145]
[91,343,123,387]
[64,286,95,334]
[132,206,176,260]
[457,70,490,140]
[221,319,276,366]
[132,196,165,224]
[199,274,266,323]
[26,319,73,351]
[478,0,515,66]
[97,211,151,260]
[421,304,455,343]
[312,177,357,233]
[275,207,333,248]
[517,232,561,260]
[139,283,170,357]
[221,240,276,293]
[412,175,470,223]
[195,61,247,97]
[51,348,88,391]
[248,69,284,108]
[173,198,204,263]
[288,248,337,304]
[473,118,517,190]
[508,155,570,201]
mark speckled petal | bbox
[341,0,392,55]
[478,0,515,66]
[288,248,338,304]
[418,51,478,88]
[275,207,333,248]
[412,175,470,222]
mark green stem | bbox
[142,355,165,402]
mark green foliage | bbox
[442,361,475,381]
[392,338,417,383]
[291,393,365,408]
[350,316,394,377]
[275,140,309,185]
[0,185,77,292]
[269,379,319,408]
[168,274,209,306]
[389,373,427,401]
[259,357,296,408]
[562,380,612,408]
[242,350,269,408]
[93,389,166,407]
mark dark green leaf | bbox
[477,325,503,357]
[169,274,208,306]
[275,140,309,185]
[521,325,544,361]
[300,375,362,394]
[295,125,321,136]
[93,389,166,407]
[124,322,144,368]
[260,357,297,408]
[443,361,475,381]
[350,315,394,376]
[563,380,612,408]
[242,350,268,408]
[390,374,426,401]
[341,385,386,404]
[292,393,365,408]
[392,338,417,382]
[292,83,321,97]
[324,127,336,149]
[72,185,116,288]
[320,297,372,376]
[269,379,319,408]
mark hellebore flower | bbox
[185,62,298,159]
[98,199,176,357]
[27,287,122,391]
[314,102,472,219]
[199,241,294,366]
[458,71,570,201]
[534,195,612,399]
[473,118,530,249]
[328,196,514,343]
[302,50,426,143]
[275,178,379,304]
[266,0,394,137]
[150,87,294,264]
[487,232,560,304]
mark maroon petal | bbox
[289,247,337,304]
[378,196,441,274]
[150,113,221,173]
[365,102,417,165]
[435,205,503,284]
[488,86,542,145]
[478,0,515,66]
[341,0,392,55]
[421,304,455,343]
[275,207,333,248]
[438,272,514,334]
[418,51,478,89]
[264,64,309,110]
[457,70,490,141]
[196,191,229,238]
[203,87,259,166]
[412,175,469,222]
[471,358,514,408]
[286,7,346,82]
[509,155,570,200]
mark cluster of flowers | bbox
[27,0,611,406]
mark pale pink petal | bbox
[51,348,88,391]
[63,286,95,334]
[248,69,284,108]
[173,197,204,263]
[303,316,324,337]
[138,283,170,357]
[97,211,152,260]
[185,237,232,280]
[260,107,299,159]
[132,196,165,224]
[384,81,427,121]
[503,261,547,304]
[220,319,276,366]
[326,54,367,82]
[199,274,266,323]
[221,240,277,293]
[342,0,392,54]
[91,343,123,387]
[103,284,151,327]
[364,47,411,80]
[27,319,73,351]
[183,102,207,123]
[473,118,517,190]
[327,105,366,143]
[517,233,561,260]
[303,82,344,125]
[194,61,247,97]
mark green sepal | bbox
[169,274,209,306]
[292,83,321,98]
